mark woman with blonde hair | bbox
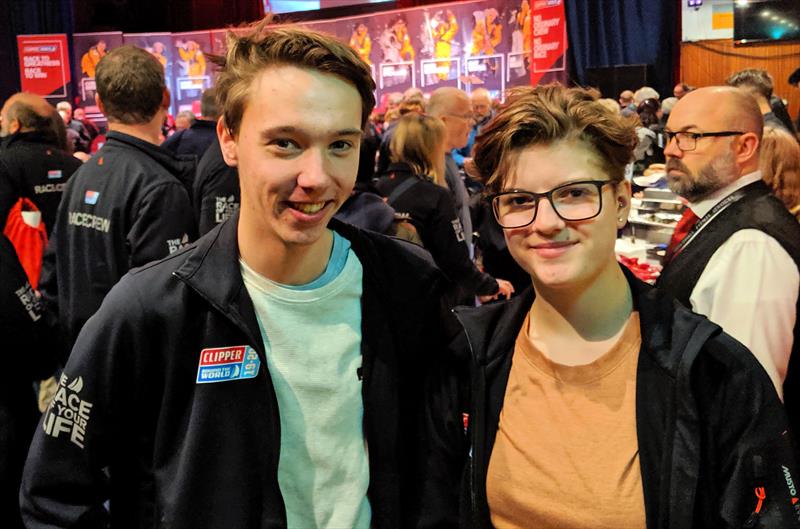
[422,85,798,528]
[376,112,513,305]
[761,125,800,220]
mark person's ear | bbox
[734,131,759,166]
[95,93,106,116]
[614,179,632,228]
[8,118,21,135]
[217,118,238,168]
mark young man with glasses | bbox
[658,86,800,433]
[422,84,800,528]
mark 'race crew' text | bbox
[68,211,110,233]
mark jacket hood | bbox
[453,265,722,379]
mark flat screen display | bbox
[734,0,800,44]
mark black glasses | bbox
[491,180,613,229]
[663,130,744,152]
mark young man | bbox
[22,21,449,529]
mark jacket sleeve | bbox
[0,235,58,380]
[127,181,196,267]
[421,189,498,297]
[21,276,145,529]
[417,335,469,528]
[0,159,18,228]
[710,335,800,528]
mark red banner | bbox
[17,34,71,99]
[531,0,567,86]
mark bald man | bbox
[452,88,493,169]
[657,87,800,426]
[0,93,82,235]
[427,87,475,257]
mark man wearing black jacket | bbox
[161,87,219,159]
[23,21,450,528]
[38,45,196,359]
[0,93,82,235]
[0,235,58,529]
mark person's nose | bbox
[531,196,566,235]
[663,133,683,159]
[296,148,331,189]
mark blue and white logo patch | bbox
[196,345,261,384]
[84,190,100,205]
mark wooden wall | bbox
[680,39,800,120]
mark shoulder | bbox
[337,221,440,282]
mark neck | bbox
[529,260,633,360]
[757,97,773,115]
[238,212,333,285]
[108,116,163,145]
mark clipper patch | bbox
[196,345,261,384]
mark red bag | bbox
[3,198,48,289]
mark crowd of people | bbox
[1,15,800,529]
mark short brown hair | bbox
[760,125,800,212]
[474,85,638,195]
[390,113,447,187]
[726,68,774,100]
[95,46,166,125]
[215,18,376,136]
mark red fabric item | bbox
[664,208,699,262]
[3,198,48,289]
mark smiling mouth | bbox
[532,241,575,250]
[287,201,327,215]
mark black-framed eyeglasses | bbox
[663,130,744,152]
[490,180,613,229]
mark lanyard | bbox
[670,187,749,259]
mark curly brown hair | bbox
[214,17,376,136]
[473,85,638,195]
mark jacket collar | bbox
[454,265,721,378]
[105,130,195,179]
[1,130,60,149]
[172,213,387,335]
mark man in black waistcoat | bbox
[658,86,800,435]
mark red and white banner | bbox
[17,34,71,99]
[531,0,568,86]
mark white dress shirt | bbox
[686,171,799,398]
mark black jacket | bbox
[0,131,82,235]
[423,269,800,529]
[161,119,217,160]
[376,162,498,305]
[39,131,196,359]
[22,214,450,529]
[193,136,239,236]
[0,235,57,529]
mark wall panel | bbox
[680,39,800,120]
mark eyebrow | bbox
[665,125,701,133]
[259,126,362,141]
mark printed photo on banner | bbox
[72,32,123,119]
[171,31,214,114]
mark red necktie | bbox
[664,208,699,262]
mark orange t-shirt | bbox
[486,311,645,529]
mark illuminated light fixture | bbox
[735,0,748,6]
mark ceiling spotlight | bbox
[735,0,748,5]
